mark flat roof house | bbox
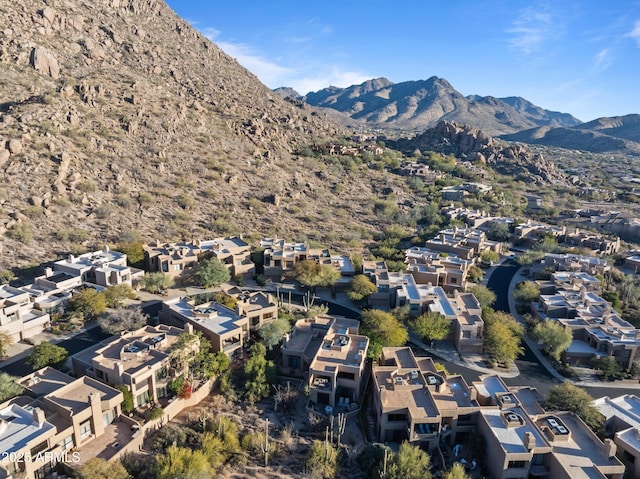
[161,298,248,359]
[144,237,253,282]
[72,324,193,407]
[0,367,125,479]
[372,347,478,450]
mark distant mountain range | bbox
[275,78,640,155]
[277,77,580,136]
[500,114,640,156]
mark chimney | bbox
[44,267,54,277]
[32,407,46,426]
[602,438,617,458]
[523,432,535,451]
[103,245,109,253]
[114,362,124,378]
[88,391,100,407]
[185,323,194,335]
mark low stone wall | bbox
[110,378,215,461]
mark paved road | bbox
[0,324,112,377]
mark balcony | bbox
[311,376,332,391]
[222,337,241,352]
[408,423,438,441]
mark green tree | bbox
[514,281,540,304]
[545,383,604,432]
[409,312,450,342]
[348,274,377,303]
[98,307,148,334]
[0,330,13,358]
[194,257,231,288]
[104,284,136,307]
[467,285,496,309]
[305,440,339,479]
[0,372,24,402]
[295,259,341,291]
[76,458,130,479]
[360,309,408,359]
[590,356,624,380]
[480,249,500,265]
[483,310,524,366]
[27,342,68,370]
[258,317,291,350]
[67,288,107,318]
[116,385,134,414]
[154,445,212,479]
[442,463,471,479]
[467,265,484,283]
[140,272,174,294]
[486,222,510,242]
[530,320,572,361]
[0,269,14,285]
[387,441,432,479]
[244,342,275,403]
[114,240,145,268]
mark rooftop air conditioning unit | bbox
[410,370,419,379]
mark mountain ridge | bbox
[295,77,581,136]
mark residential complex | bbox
[161,297,248,358]
[143,237,254,281]
[0,367,125,479]
[0,248,141,343]
[532,271,640,369]
[594,394,640,478]
[72,324,195,407]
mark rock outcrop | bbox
[390,121,569,185]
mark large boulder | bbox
[30,46,60,79]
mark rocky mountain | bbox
[0,0,413,268]
[389,121,569,185]
[500,114,640,156]
[300,77,580,136]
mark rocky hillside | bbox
[389,121,569,185]
[0,0,412,268]
[500,114,640,155]
[300,77,580,136]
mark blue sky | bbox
[165,0,640,122]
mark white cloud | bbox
[200,27,221,42]
[291,69,372,95]
[507,7,553,54]
[594,48,613,71]
[630,20,640,47]
[216,41,293,86]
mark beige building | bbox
[0,367,125,479]
[372,347,478,450]
[0,285,50,343]
[161,298,248,358]
[53,247,143,288]
[594,394,640,478]
[424,227,502,261]
[306,319,369,411]
[144,237,254,281]
[231,290,278,332]
[475,375,624,479]
[405,246,472,292]
[72,324,195,407]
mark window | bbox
[136,390,150,407]
[173,264,182,271]
[58,435,74,451]
[388,413,407,422]
[264,312,273,320]
[462,331,471,339]
[337,371,355,380]
[507,461,526,469]
[451,277,457,284]
[287,356,300,369]
[30,441,48,457]
[80,420,92,439]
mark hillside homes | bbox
[260,238,354,282]
[0,247,142,343]
[71,324,195,407]
[362,260,483,354]
[143,236,254,282]
[0,367,126,479]
[405,246,472,292]
[532,271,640,369]
[423,227,502,262]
